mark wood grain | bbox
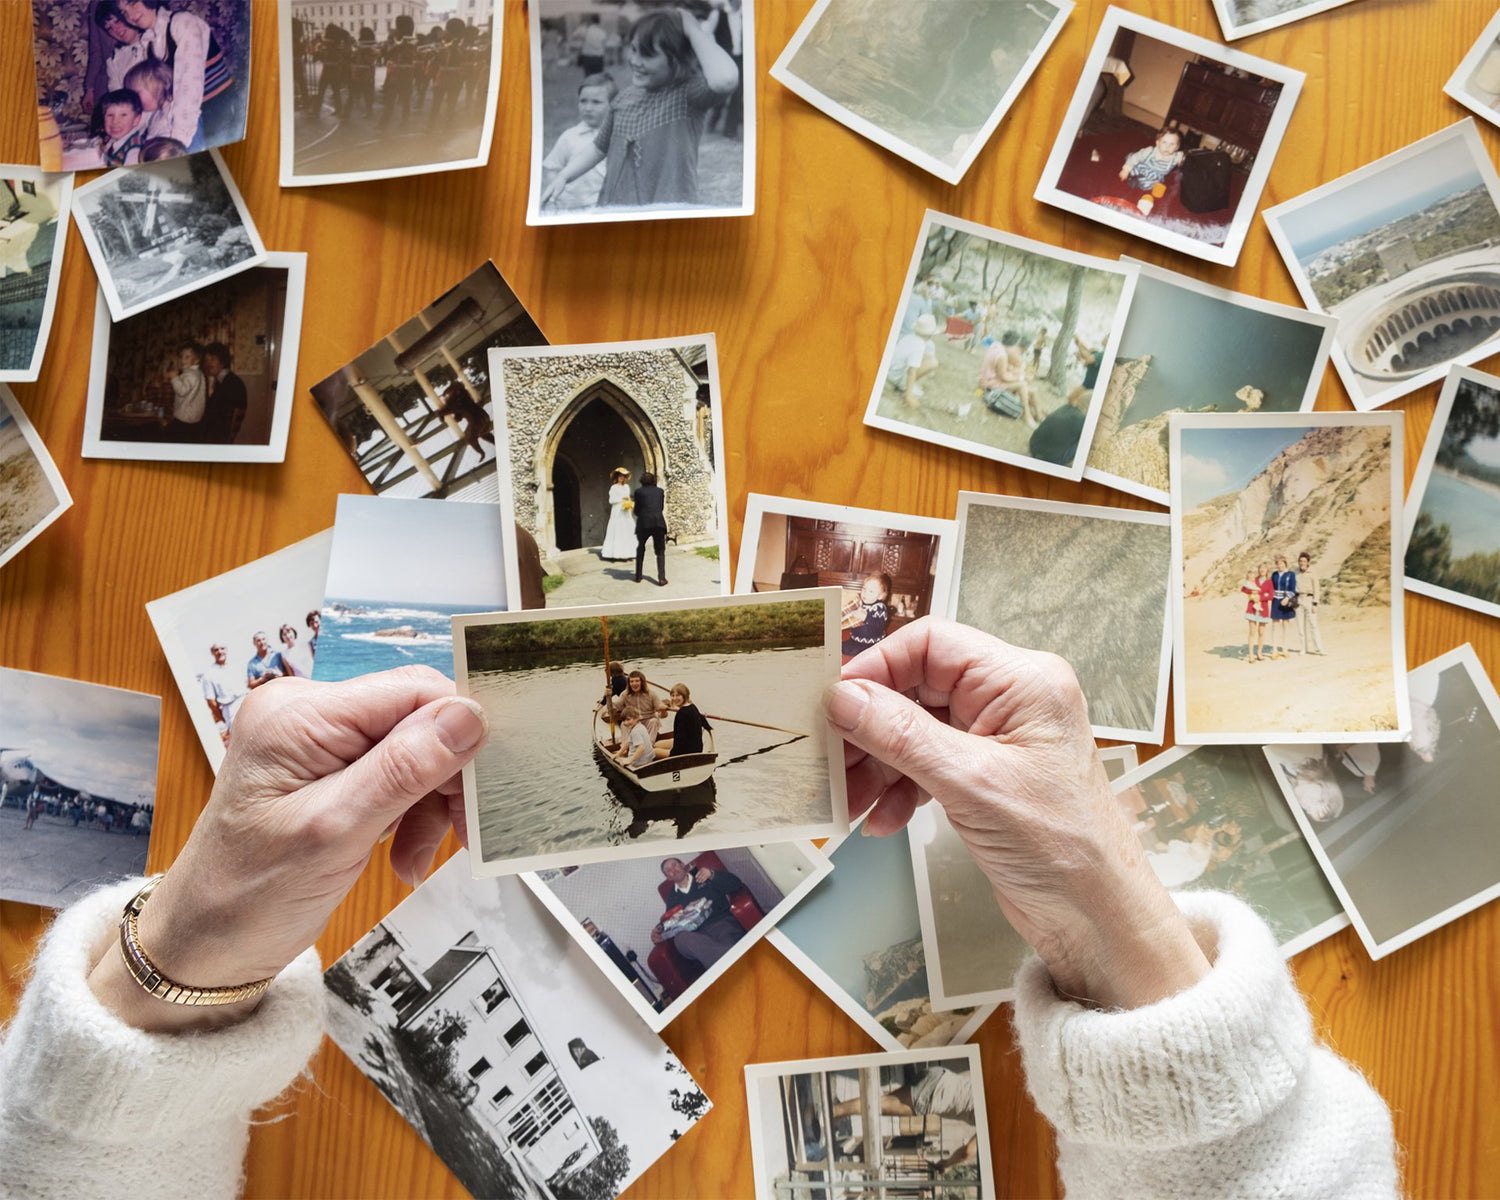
[2,1,1499,1196]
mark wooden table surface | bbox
[3,1,1498,1196]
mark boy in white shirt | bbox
[166,343,207,442]
[615,713,657,769]
[540,73,615,209]
[885,312,941,408]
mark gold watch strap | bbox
[118,874,275,1007]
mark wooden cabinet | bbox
[782,517,938,627]
[1167,61,1284,162]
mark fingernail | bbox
[413,843,439,886]
[860,821,872,837]
[825,681,868,731]
[434,698,487,753]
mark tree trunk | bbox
[1047,266,1086,391]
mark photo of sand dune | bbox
[0,385,68,569]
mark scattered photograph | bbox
[0,667,159,909]
[0,385,71,573]
[71,148,266,323]
[769,0,1072,185]
[1112,745,1348,956]
[951,493,1172,743]
[1264,644,1500,959]
[767,823,996,1054]
[527,0,755,225]
[745,1046,993,1200]
[279,3,501,187]
[453,590,849,876]
[31,0,252,171]
[734,494,957,662]
[1083,259,1336,505]
[0,168,73,383]
[82,253,307,463]
[324,850,711,1200]
[493,337,728,607]
[863,210,1136,482]
[1210,0,1361,42]
[145,530,333,774]
[310,262,546,502]
[1443,6,1500,128]
[1170,412,1409,744]
[1405,366,1500,621]
[1034,8,1303,267]
[1263,119,1500,411]
[315,494,507,684]
[523,841,831,1032]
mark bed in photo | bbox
[0,168,73,383]
[0,384,71,573]
[1443,5,1500,128]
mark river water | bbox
[1416,469,1500,560]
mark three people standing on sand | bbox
[1240,551,1325,663]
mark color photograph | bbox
[1210,0,1361,41]
[1443,6,1500,129]
[769,0,1071,185]
[863,210,1135,481]
[1034,9,1303,266]
[453,591,849,876]
[1171,412,1409,744]
[1083,259,1336,505]
[0,667,159,909]
[1264,644,1500,959]
[0,384,71,573]
[0,168,73,383]
[324,851,711,1200]
[523,841,830,1032]
[1263,119,1500,411]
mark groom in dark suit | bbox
[633,472,668,586]
[201,343,248,445]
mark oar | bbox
[638,675,808,737]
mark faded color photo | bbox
[0,169,72,382]
[0,384,71,572]
[1211,0,1361,41]
[1445,8,1500,128]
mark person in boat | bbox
[601,660,628,706]
[610,670,661,736]
[614,712,657,769]
[660,682,711,758]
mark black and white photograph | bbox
[31,0,252,171]
[0,384,71,573]
[951,492,1172,743]
[1264,644,1500,959]
[1445,7,1500,129]
[145,530,333,773]
[70,148,266,322]
[493,337,728,607]
[768,0,1071,185]
[453,590,849,876]
[0,666,159,909]
[279,2,501,188]
[1034,8,1303,267]
[82,252,306,462]
[523,841,831,1032]
[1263,119,1500,411]
[863,210,1136,482]
[1209,0,1361,42]
[1083,259,1336,506]
[323,851,711,1200]
[527,0,754,224]
[745,1046,994,1200]
[310,261,546,502]
[0,168,73,384]
[1404,366,1500,622]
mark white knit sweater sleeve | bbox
[1011,890,1399,1200]
[0,878,326,1200]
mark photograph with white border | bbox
[1263,119,1500,411]
[454,589,850,876]
[493,336,729,608]
[0,384,71,573]
[734,493,956,660]
[1112,744,1348,957]
[82,253,306,463]
[323,850,711,1200]
[1033,7,1303,267]
[0,167,73,383]
[909,745,1137,1010]
[1083,258,1336,506]
[71,148,266,322]
[1210,0,1361,42]
[768,0,1072,186]
[278,4,501,188]
[951,492,1172,744]
[523,840,830,1033]
[1170,411,1409,745]
[145,530,333,774]
[863,210,1136,482]
[745,1045,993,1200]
[527,0,755,225]
[1443,6,1500,129]
[1404,365,1500,622]
[1263,644,1500,960]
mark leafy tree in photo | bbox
[1437,379,1500,471]
[1405,512,1453,584]
[552,1117,631,1200]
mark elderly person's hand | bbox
[87,666,488,1033]
[825,618,1209,1010]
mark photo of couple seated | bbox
[600,668,712,770]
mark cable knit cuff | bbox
[1012,890,1314,1150]
[0,877,326,1143]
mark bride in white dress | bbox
[601,467,637,561]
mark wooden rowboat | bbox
[592,706,717,794]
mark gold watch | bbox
[117,874,275,1007]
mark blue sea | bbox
[1418,470,1500,560]
[313,599,485,682]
